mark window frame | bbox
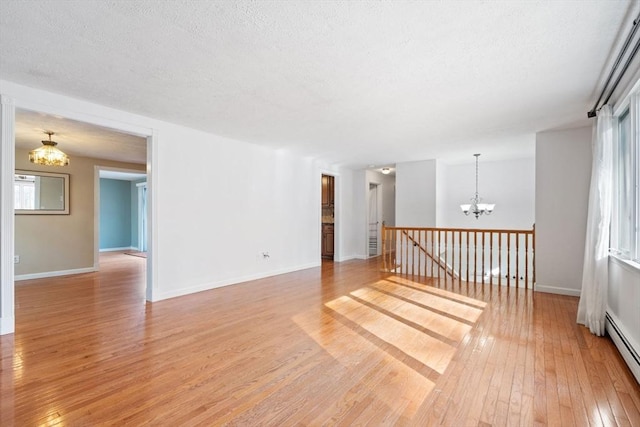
[611,90,640,265]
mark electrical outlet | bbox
[14,255,20,264]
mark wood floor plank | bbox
[1,252,638,426]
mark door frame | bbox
[94,166,147,263]
[367,181,382,258]
[319,170,340,262]
[0,92,158,335]
[136,181,147,252]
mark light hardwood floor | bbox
[1,252,638,426]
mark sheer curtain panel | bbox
[577,105,613,336]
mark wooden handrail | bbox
[384,226,534,234]
[381,224,535,289]
[401,230,456,278]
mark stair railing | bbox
[381,225,535,289]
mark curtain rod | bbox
[588,12,640,118]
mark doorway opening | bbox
[97,168,147,257]
[1,101,155,335]
[321,174,335,261]
[368,182,380,257]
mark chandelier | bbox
[460,153,495,219]
[29,131,70,167]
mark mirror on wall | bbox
[14,170,70,215]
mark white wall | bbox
[155,127,321,299]
[535,126,592,296]
[350,170,367,259]
[0,80,334,334]
[334,167,358,261]
[436,161,447,226]
[394,157,534,229]
[438,157,535,229]
[395,160,437,226]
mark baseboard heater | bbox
[606,312,640,384]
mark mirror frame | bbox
[15,169,70,215]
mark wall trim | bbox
[0,95,16,335]
[99,246,136,252]
[534,285,581,297]
[335,255,359,262]
[606,312,640,384]
[0,316,14,335]
[153,262,321,301]
[15,267,97,281]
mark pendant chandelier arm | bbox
[460,153,494,219]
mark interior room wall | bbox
[14,148,144,278]
[153,127,321,299]
[334,167,358,261]
[438,157,535,229]
[350,169,367,259]
[99,178,133,251]
[395,159,437,227]
[435,160,447,226]
[535,126,592,295]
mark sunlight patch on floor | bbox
[349,286,473,343]
[370,279,485,323]
[325,295,456,374]
[292,308,435,420]
[291,275,487,421]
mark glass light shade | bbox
[381,167,391,174]
[485,204,495,213]
[460,204,471,214]
[29,142,69,167]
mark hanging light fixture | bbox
[29,131,70,167]
[460,153,495,219]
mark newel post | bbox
[381,221,386,271]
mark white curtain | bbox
[577,105,613,336]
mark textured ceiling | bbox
[0,1,635,167]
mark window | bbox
[611,92,640,263]
[14,174,36,210]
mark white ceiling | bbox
[0,1,636,167]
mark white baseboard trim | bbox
[335,255,359,262]
[99,246,136,252]
[153,262,322,301]
[534,285,581,297]
[0,316,14,335]
[606,312,640,384]
[15,267,97,281]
